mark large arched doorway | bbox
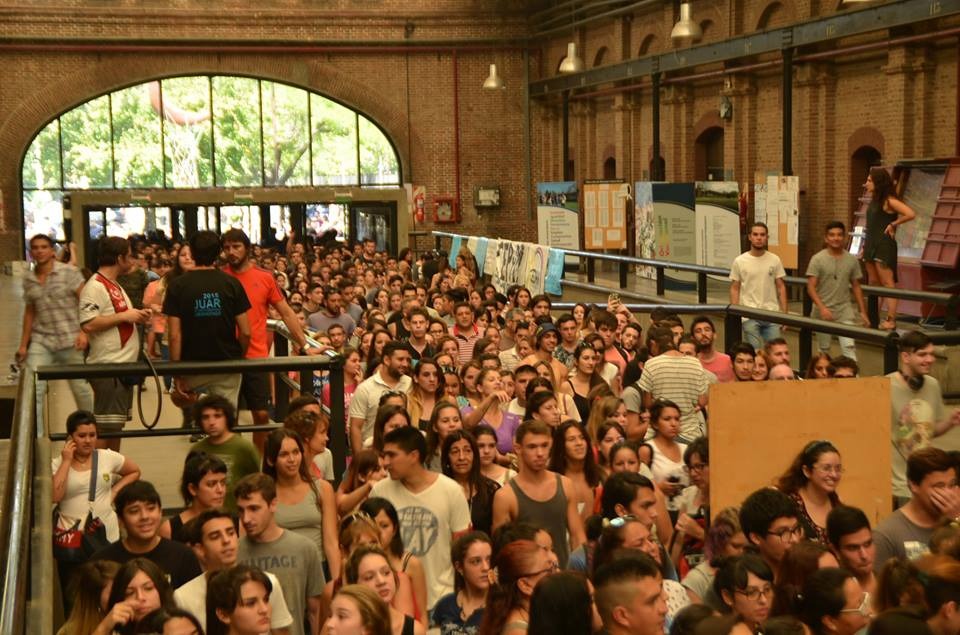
[21,75,403,255]
[694,126,724,181]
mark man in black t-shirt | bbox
[91,480,201,589]
[163,230,251,407]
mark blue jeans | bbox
[26,342,94,412]
[742,319,782,350]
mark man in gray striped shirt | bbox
[636,330,709,442]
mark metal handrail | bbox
[431,230,960,328]
[0,371,37,634]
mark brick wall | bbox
[1,0,958,273]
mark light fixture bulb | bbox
[671,3,703,43]
[482,63,504,90]
[558,42,584,74]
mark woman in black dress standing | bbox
[861,167,915,330]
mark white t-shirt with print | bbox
[175,570,293,632]
[51,449,125,542]
[79,274,141,364]
[370,473,471,610]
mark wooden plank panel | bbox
[709,377,892,527]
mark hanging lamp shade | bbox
[671,3,703,43]
[558,42,584,74]
[482,64,505,90]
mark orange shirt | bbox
[223,265,283,359]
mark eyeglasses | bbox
[839,592,872,618]
[684,463,708,473]
[813,465,844,475]
[766,524,804,542]
[735,585,774,602]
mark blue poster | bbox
[545,248,566,295]
[448,236,462,269]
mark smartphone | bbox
[608,292,620,305]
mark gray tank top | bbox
[508,473,569,568]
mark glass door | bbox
[350,202,397,255]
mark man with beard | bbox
[223,229,308,451]
[348,341,412,453]
[307,285,356,337]
[729,222,788,350]
[690,316,733,382]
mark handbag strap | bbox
[87,450,99,506]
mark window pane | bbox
[359,115,399,185]
[162,77,213,188]
[106,206,146,236]
[213,76,263,187]
[262,82,310,186]
[61,96,113,188]
[22,121,61,190]
[311,95,358,186]
[23,190,65,245]
[220,205,261,244]
[112,84,163,188]
[306,203,348,242]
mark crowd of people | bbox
[21,218,959,635]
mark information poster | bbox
[634,182,656,280]
[651,183,697,287]
[755,173,799,269]
[537,181,579,267]
[583,181,629,249]
[695,181,742,274]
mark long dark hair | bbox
[426,400,461,461]
[413,357,445,400]
[442,430,494,511]
[550,420,600,488]
[452,531,493,593]
[776,439,841,506]
[772,540,834,617]
[106,558,175,635]
[360,497,405,558]
[528,572,594,635]
[869,166,896,204]
[262,428,323,509]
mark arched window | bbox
[21,75,401,241]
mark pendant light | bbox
[558,42,584,74]
[671,2,703,43]
[482,64,505,90]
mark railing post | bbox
[946,294,959,331]
[802,290,813,317]
[656,267,665,296]
[867,293,880,329]
[587,257,596,284]
[798,326,813,374]
[273,332,290,421]
[328,358,347,485]
[697,272,707,304]
[619,261,628,289]
[435,234,442,251]
[883,331,900,375]
[724,307,741,353]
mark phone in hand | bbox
[608,292,620,305]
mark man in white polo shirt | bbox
[348,341,412,454]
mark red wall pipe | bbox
[453,50,462,218]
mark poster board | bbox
[695,181,742,275]
[754,173,799,269]
[709,377,892,527]
[583,181,629,249]
[537,181,580,267]
[634,182,657,280]
[651,182,697,286]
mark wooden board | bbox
[709,377,891,527]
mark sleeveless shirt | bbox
[508,474,570,567]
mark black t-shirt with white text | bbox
[163,269,251,360]
[91,537,201,589]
